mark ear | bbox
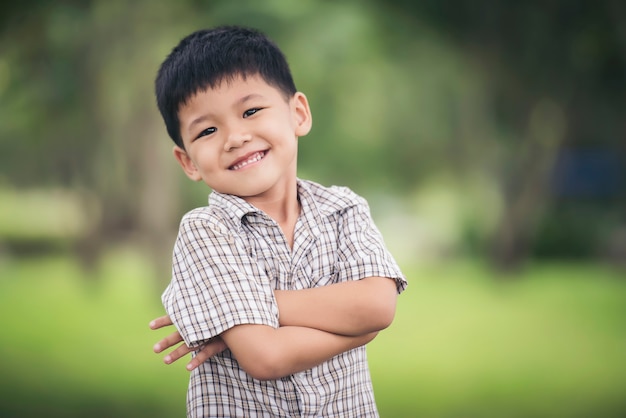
[292,92,312,137]
[173,145,202,181]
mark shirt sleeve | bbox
[162,210,279,348]
[336,193,408,294]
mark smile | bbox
[229,151,267,170]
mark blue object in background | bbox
[551,149,624,198]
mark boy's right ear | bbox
[173,146,202,181]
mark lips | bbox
[229,150,267,170]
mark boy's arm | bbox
[150,315,376,373]
[219,323,376,381]
[274,276,398,336]
[150,277,395,371]
[150,274,398,370]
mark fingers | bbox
[163,342,193,365]
[153,330,184,353]
[186,338,228,371]
[158,338,227,370]
[149,315,173,330]
[150,315,228,371]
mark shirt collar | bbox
[208,191,260,223]
[297,179,359,217]
[207,179,357,225]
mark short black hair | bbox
[155,25,297,148]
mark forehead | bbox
[180,74,288,119]
[198,73,284,101]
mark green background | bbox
[0,1,624,416]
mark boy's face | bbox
[173,74,312,201]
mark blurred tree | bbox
[0,0,623,275]
[0,0,187,274]
[378,0,626,269]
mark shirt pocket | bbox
[310,272,339,287]
[295,260,339,288]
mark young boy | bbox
[150,25,407,417]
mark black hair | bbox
[155,25,297,148]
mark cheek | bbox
[196,144,221,164]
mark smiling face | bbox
[173,74,312,202]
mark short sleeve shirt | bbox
[162,179,407,417]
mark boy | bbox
[150,25,407,417]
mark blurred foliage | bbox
[0,0,624,271]
[0,3,624,416]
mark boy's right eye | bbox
[195,127,216,140]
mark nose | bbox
[224,130,252,151]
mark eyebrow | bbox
[237,93,264,105]
[187,93,265,132]
[188,115,211,133]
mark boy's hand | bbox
[149,315,226,371]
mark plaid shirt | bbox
[163,179,407,417]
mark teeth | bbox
[231,152,264,170]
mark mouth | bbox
[229,150,268,171]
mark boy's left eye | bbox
[243,108,262,118]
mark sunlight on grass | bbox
[0,252,624,417]
[0,248,188,417]
[369,261,626,417]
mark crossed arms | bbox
[151,276,398,380]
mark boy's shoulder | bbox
[299,179,369,216]
[178,195,248,236]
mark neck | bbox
[244,178,300,248]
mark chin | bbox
[216,183,267,198]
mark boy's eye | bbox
[243,108,262,118]
[196,127,216,140]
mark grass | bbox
[0,248,188,418]
[0,250,624,417]
[370,261,626,417]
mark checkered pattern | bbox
[162,179,407,417]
